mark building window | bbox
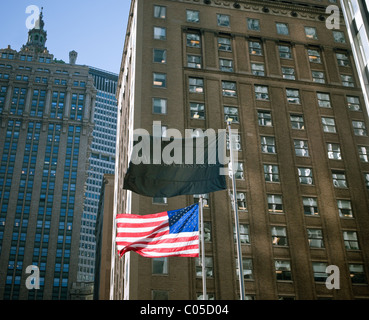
[152,98,167,114]
[264,164,279,182]
[279,45,292,59]
[341,74,354,87]
[224,106,239,123]
[268,194,283,214]
[298,167,313,185]
[290,114,305,130]
[249,41,262,55]
[251,63,265,76]
[343,231,359,250]
[233,192,247,211]
[327,143,342,160]
[186,10,199,23]
[189,77,204,93]
[322,117,336,133]
[286,89,300,103]
[258,110,272,126]
[365,173,369,189]
[347,96,361,111]
[337,199,353,218]
[282,67,295,80]
[255,85,269,100]
[333,30,346,43]
[218,37,232,51]
[190,102,205,120]
[195,257,213,277]
[153,73,166,88]
[308,49,321,63]
[217,14,230,27]
[152,290,169,300]
[154,5,166,19]
[349,264,367,284]
[307,229,324,248]
[294,140,309,157]
[305,27,318,39]
[153,27,166,40]
[352,120,367,136]
[222,81,237,97]
[312,262,328,282]
[187,55,202,69]
[236,258,253,280]
[247,18,260,31]
[152,257,168,274]
[234,224,250,244]
[275,261,292,281]
[303,197,319,216]
[358,146,369,162]
[336,52,350,66]
[203,221,212,242]
[276,23,289,35]
[317,92,331,108]
[219,58,233,72]
[235,162,244,180]
[153,197,167,204]
[271,226,288,246]
[153,49,167,63]
[312,71,325,83]
[261,136,276,154]
[197,293,215,300]
[193,194,210,208]
[187,33,201,48]
[332,170,348,188]
[226,133,242,151]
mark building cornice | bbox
[180,0,344,23]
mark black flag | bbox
[123,131,227,198]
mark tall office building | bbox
[112,0,369,300]
[77,67,118,282]
[341,0,369,116]
[0,11,96,299]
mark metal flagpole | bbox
[227,120,245,300]
[199,195,207,300]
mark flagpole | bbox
[227,120,245,300]
[199,195,207,300]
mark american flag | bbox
[116,203,199,258]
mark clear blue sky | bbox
[0,1,130,74]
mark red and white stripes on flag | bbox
[115,205,199,258]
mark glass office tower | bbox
[77,67,118,282]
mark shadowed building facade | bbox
[112,0,369,300]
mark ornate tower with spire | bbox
[0,6,98,300]
[22,7,49,54]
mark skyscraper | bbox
[112,0,369,300]
[0,10,96,299]
[77,67,118,282]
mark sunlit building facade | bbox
[112,0,369,300]
[0,11,96,299]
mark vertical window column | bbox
[83,91,91,121]
[63,87,72,119]
[43,85,53,117]
[3,80,13,113]
[24,83,34,115]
